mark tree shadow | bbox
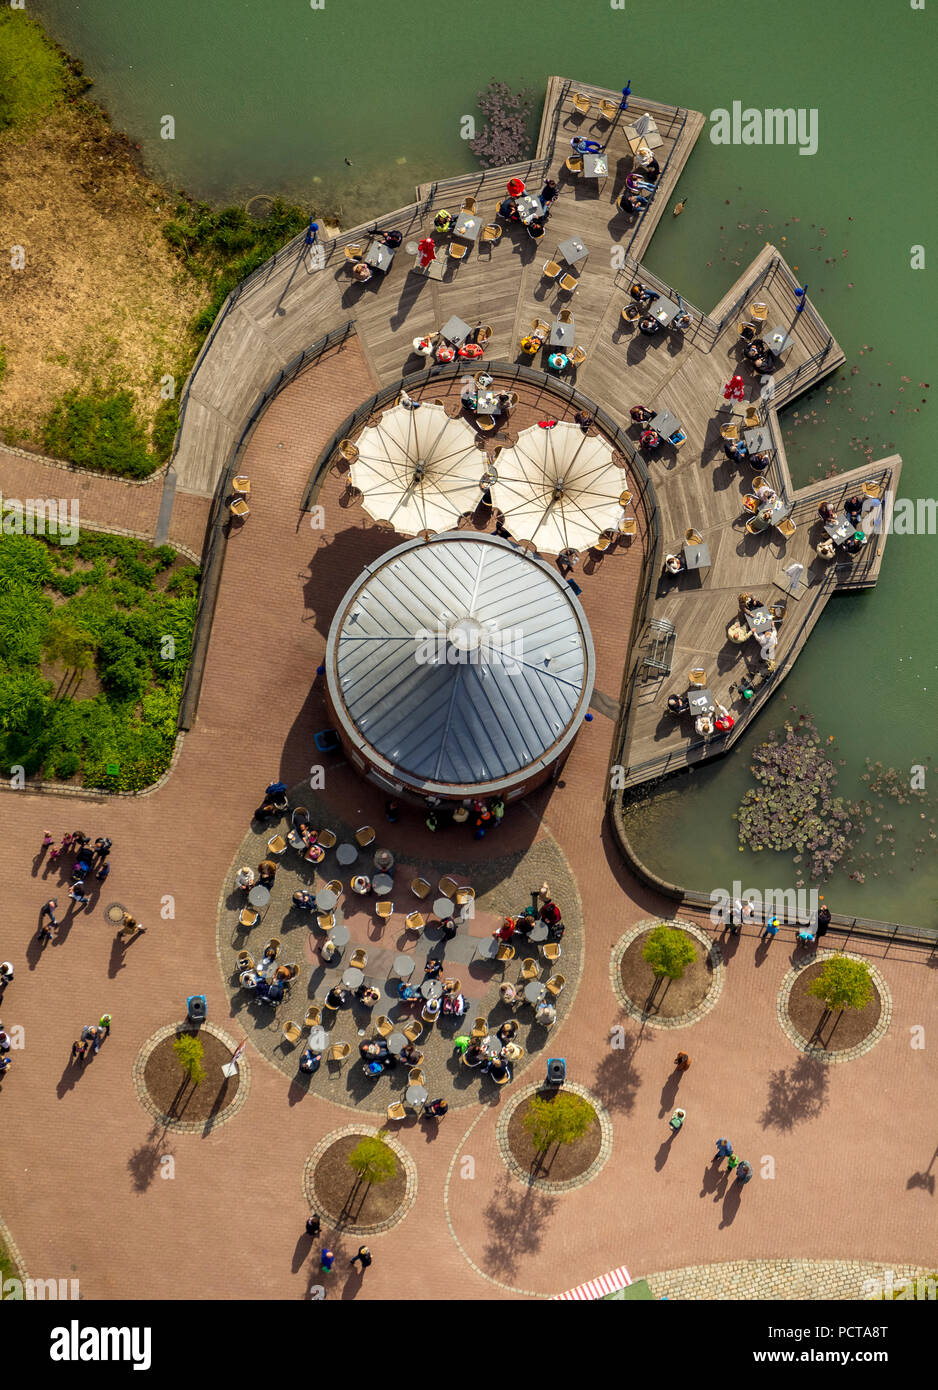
[480,1171,557,1281]
[589,1028,642,1115]
[127,1126,171,1193]
[759,1053,829,1131]
[906,1146,937,1195]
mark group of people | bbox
[35,832,114,940]
[816,497,871,558]
[453,1024,516,1083]
[725,436,771,469]
[69,1015,111,1066]
[626,286,692,341]
[616,147,661,215]
[347,227,402,284]
[738,324,778,376]
[425,794,504,837]
[495,175,559,242]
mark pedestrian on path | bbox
[72,831,90,851]
[94,836,112,860]
[350,1246,372,1271]
[0,1056,12,1079]
[117,914,144,945]
[98,1015,111,1039]
[96,861,111,883]
[673,1052,690,1072]
[305,1213,321,1238]
[68,883,89,908]
[51,832,72,863]
[760,917,779,942]
[668,1108,686,1134]
[0,963,12,993]
[320,1248,335,1274]
[735,1160,753,1185]
[71,1039,89,1066]
[40,831,53,853]
[715,1137,733,1162]
[726,1153,740,1173]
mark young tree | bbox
[346,1132,397,1187]
[522,1092,595,1153]
[43,614,96,690]
[807,956,874,1013]
[642,924,697,980]
[172,1033,206,1087]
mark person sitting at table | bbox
[844,531,866,555]
[380,228,403,248]
[638,315,659,336]
[434,209,453,232]
[539,896,562,929]
[744,337,766,361]
[432,916,457,944]
[351,261,372,283]
[844,495,864,526]
[754,484,776,504]
[499,981,519,1007]
[744,594,762,611]
[422,995,442,1022]
[570,136,603,154]
[540,178,559,205]
[629,282,655,304]
[628,193,650,212]
[299,1049,321,1074]
[547,352,568,371]
[423,1098,449,1119]
[748,451,772,471]
[253,978,271,1002]
[442,991,467,1017]
[526,216,547,239]
[360,1039,389,1060]
[673,312,693,331]
[235,865,255,892]
[667,693,690,717]
[488,1059,512,1084]
[257,859,277,889]
[816,537,836,560]
[325,984,351,1010]
[637,152,660,179]
[423,956,443,980]
[714,703,735,733]
[695,713,714,736]
[240,971,258,990]
[640,427,662,450]
[535,1001,556,1027]
[751,348,776,374]
[275,965,293,982]
[817,500,837,524]
[493,916,516,943]
[664,552,686,575]
[267,981,286,1004]
[397,981,421,1003]
[356,984,381,1008]
[496,1021,519,1045]
[458,341,484,359]
[463,1045,485,1068]
[724,439,749,463]
[362,1059,386,1078]
[350,875,371,895]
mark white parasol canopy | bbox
[349,402,484,535]
[489,422,627,553]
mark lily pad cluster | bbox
[470,81,534,168]
[734,717,861,881]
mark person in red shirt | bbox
[494,917,517,942]
[539,898,562,928]
[714,703,735,733]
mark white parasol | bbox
[489,422,627,553]
[349,402,484,535]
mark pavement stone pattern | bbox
[132,1021,251,1134]
[495,1080,613,1193]
[777,951,892,1063]
[216,785,582,1112]
[610,918,724,1029]
[303,1125,418,1236]
[641,1259,932,1301]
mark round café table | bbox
[316,889,338,913]
[524,980,547,1004]
[329,924,350,949]
[248,885,270,908]
[434,897,454,919]
[387,1031,407,1055]
[308,1027,328,1051]
[373,849,395,872]
[421,978,443,1000]
[406,1084,428,1109]
[474,936,500,961]
[373,873,394,896]
[342,966,364,989]
[528,922,549,943]
[394,954,415,978]
[336,843,358,866]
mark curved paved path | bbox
[1,339,935,1301]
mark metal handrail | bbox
[620,107,689,260]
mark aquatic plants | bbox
[734,716,861,881]
[470,81,535,168]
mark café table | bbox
[387,1031,407,1055]
[441,315,473,348]
[474,937,501,961]
[524,980,547,1005]
[744,426,772,455]
[825,512,855,545]
[342,966,364,990]
[715,393,748,419]
[765,326,793,355]
[481,1034,504,1059]
[686,688,715,717]
[434,897,454,919]
[652,297,679,327]
[744,606,775,638]
[556,235,589,266]
[336,843,358,866]
[329,924,350,949]
[515,194,543,223]
[364,239,394,272]
[248,885,270,908]
[549,318,575,348]
[467,388,500,415]
[421,979,443,1000]
[373,873,394,896]
[315,889,338,913]
[452,210,482,242]
[394,953,415,978]
[527,921,549,944]
[650,409,681,439]
[308,1027,328,1052]
[413,253,445,281]
[287,829,307,851]
[683,541,711,571]
[406,1084,428,1108]
[748,496,791,531]
[582,152,609,179]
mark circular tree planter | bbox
[303,1127,417,1236]
[778,951,892,1063]
[497,1082,612,1193]
[133,1023,250,1133]
[611,919,723,1029]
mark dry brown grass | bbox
[0,102,210,446]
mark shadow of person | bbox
[55,1057,84,1097]
[699,1156,724,1197]
[654,1137,675,1171]
[292,1231,314,1275]
[659,1070,681,1116]
[718,1182,743,1228]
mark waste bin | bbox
[186,994,207,1023]
[546,1058,566,1086]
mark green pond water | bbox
[31,0,937,926]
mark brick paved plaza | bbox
[1,341,935,1302]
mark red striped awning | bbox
[552,1265,631,1300]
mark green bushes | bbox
[0,529,198,788]
[42,386,159,478]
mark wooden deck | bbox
[169,74,899,793]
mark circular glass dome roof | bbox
[325,532,595,797]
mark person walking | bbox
[94,836,112,861]
[668,1108,686,1134]
[38,899,59,944]
[0,963,12,994]
[816,905,831,941]
[305,1213,321,1239]
[673,1052,690,1072]
[71,1039,88,1066]
[349,1245,372,1271]
[715,1137,733,1162]
[735,1160,753,1185]
[96,860,111,883]
[40,831,54,853]
[117,913,144,945]
[760,917,779,943]
[98,1014,112,1040]
[726,1153,740,1174]
[320,1248,335,1274]
[68,883,89,908]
